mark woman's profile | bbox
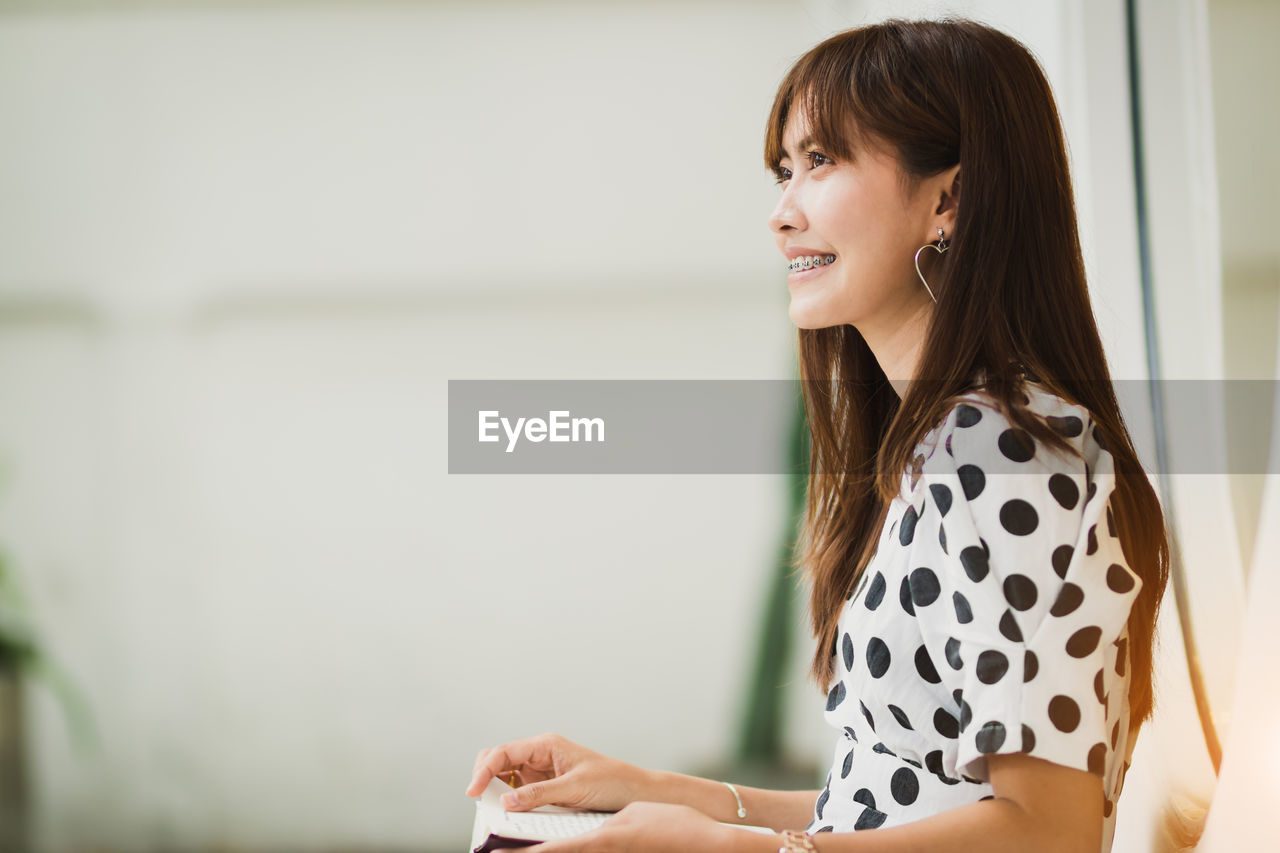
[465,17,1169,852]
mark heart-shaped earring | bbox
[914,227,949,303]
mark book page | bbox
[472,776,777,843]
[476,777,615,842]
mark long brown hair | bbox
[763,18,1169,723]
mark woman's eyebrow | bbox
[779,136,817,161]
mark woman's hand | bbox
[465,732,653,813]
[495,802,736,853]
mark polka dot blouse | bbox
[806,382,1141,852]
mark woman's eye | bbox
[773,152,831,185]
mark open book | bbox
[470,777,776,851]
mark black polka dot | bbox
[998,428,1036,462]
[1003,574,1039,610]
[1107,564,1135,593]
[944,637,963,670]
[888,704,913,730]
[1000,499,1039,535]
[1094,669,1105,704]
[1111,721,1120,749]
[1067,626,1103,658]
[938,522,948,554]
[890,768,920,806]
[1106,504,1117,538]
[872,742,897,757]
[1086,524,1099,555]
[958,464,986,500]
[1049,695,1081,732]
[956,404,983,428]
[914,645,941,684]
[1047,415,1083,437]
[1021,724,1036,752]
[946,433,954,456]
[925,750,959,785]
[1087,480,1097,504]
[1051,545,1074,579]
[975,721,1007,753]
[899,505,920,546]
[866,637,892,678]
[1050,582,1084,617]
[959,697,973,732]
[842,633,854,670]
[1087,742,1107,776]
[960,542,990,582]
[999,609,1023,642]
[952,591,973,624]
[899,576,916,616]
[844,726,858,742]
[910,568,941,607]
[1049,581,1080,614]
[865,572,887,610]
[1048,473,1079,510]
[815,787,829,819]
[853,788,875,809]
[976,650,1009,684]
[930,483,953,517]
[933,708,959,739]
[855,807,887,830]
[861,701,876,732]
[842,749,854,778]
[1024,650,1039,682]
[826,681,846,711]
[1115,637,1128,677]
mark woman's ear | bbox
[934,164,961,235]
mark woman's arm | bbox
[509,753,1101,852]
[639,767,819,831]
[727,753,1102,853]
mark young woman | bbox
[464,18,1169,853]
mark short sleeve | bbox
[904,395,1142,783]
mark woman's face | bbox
[769,109,938,335]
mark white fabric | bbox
[807,383,1141,853]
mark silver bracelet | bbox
[722,781,747,820]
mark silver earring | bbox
[913,227,949,303]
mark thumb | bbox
[503,778,572,811]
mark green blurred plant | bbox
[0,545,95,750]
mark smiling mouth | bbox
[787,254,837,273]
[788,255,837,283]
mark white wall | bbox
[0,3,818,849]
[0,1,1254,850]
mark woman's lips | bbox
[788,257,835,284]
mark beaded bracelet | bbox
[777,828,818,852]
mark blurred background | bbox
[0,0,1276,850]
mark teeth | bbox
[788,254,837,272]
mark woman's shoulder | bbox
[922,380,1106,479]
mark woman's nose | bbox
[769,185,806,234]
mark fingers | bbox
[466,734,561,797]
[501,777,571,811]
